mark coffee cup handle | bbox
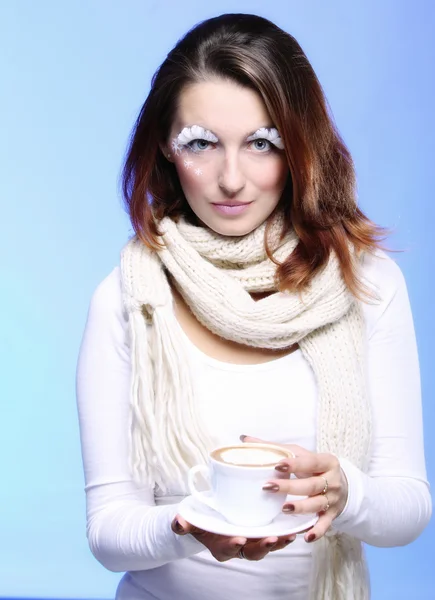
[187,464,218,512]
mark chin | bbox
[187,202,280,237]
[204,217,262,237]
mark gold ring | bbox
[322,494,330,513]
[320,476,328,495]
[237,547,247,559]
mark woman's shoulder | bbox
[88,266,126,324]
[359,249,410,337]
[360,249,406,296]
[91,265,122,299]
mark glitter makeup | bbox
[172,124,284,178]
[172,125,219,155]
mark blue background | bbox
[1,1,433,598]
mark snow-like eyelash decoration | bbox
[171,125,218,154]
[246,127,284,150]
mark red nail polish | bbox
[307,533,316,543]
[263,483,280,492]
[282,503,295,512]
[275,463,289,472]
[174,519,185,534]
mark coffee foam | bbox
[213,446,286,466]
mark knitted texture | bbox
[120,213,371,600]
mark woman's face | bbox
[167,79,289,236]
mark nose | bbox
[218,152,246,197]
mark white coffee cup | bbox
[188,443,292,527]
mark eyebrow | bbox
[181,124,276,139]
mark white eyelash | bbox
[175,125,219,146]
[246,127,284,150]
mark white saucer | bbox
[178,492,319,539]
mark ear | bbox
[159,143,174,163]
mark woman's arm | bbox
[256,252,431,545]
[76,267,203,572]
[333,253,432,546]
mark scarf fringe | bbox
[127,300,213,492]
[309,535,370,600]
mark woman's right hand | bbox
[171,515,296,562]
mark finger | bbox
[243,537,279,561]
[274,444,309,458]
[217,537,247,561]
[171,515,203,536]
[240,435,267,444]
[298,526,314,534]
[304,513,333,543]
[228,536,248,548]
[269,534,297,552]
[240,436,304,457]
[282,494,333,515]
[264,474,333,497]
[288,453,339,477]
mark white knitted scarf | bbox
[120,213,371,600]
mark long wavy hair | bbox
[122,13,386,297]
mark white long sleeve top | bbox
[76,250,431,600]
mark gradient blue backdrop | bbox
[1,1,433,598]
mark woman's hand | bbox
[171,515,296,561]
[241,435,349,543]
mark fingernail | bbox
[282,503,295,512]
[307,533,316,543]
[275,463,289,472]
[262,483,280,492]
[174,519,185,534]
[239,435,247,441]
[284,537,296,545]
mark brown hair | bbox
[122,13,386,298]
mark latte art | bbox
[212,444,287,467]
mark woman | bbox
[76,13,431,600]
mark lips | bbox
[212,201,251,206]
[211,202,252,215]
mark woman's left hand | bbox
[242,436,349,543]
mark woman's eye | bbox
[185,138,274,153]
[250,139,272,152]
[187,139,212,152]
